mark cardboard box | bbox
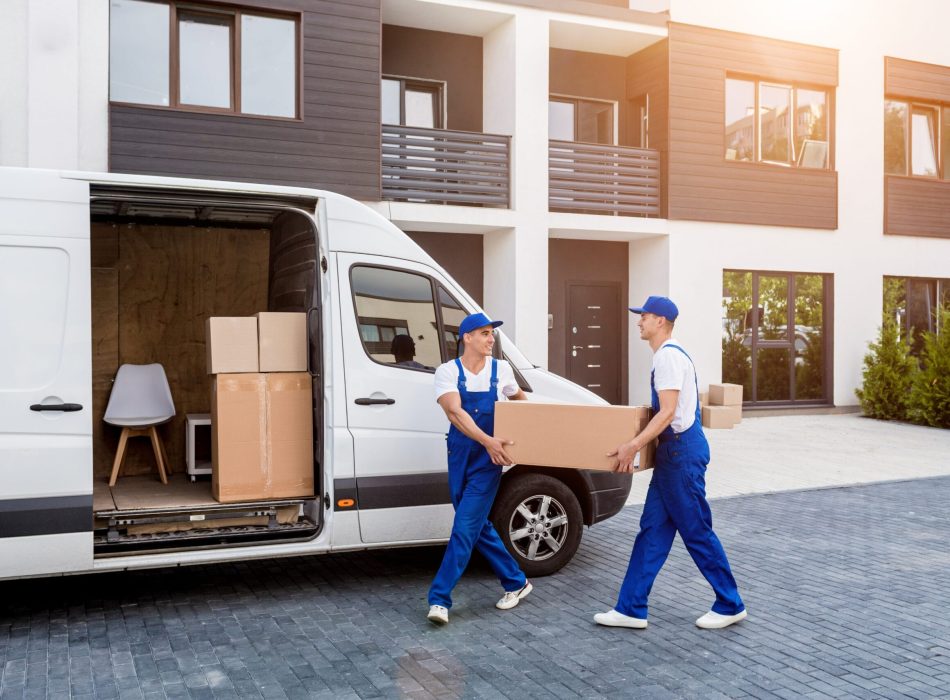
[212,374,267,502]
[494,402,655,472]
[708,383,744,406]
[264,372,314,498]
[699,391,709,407]
[256,312,308,372]
[206,317,259,374]
[702,404,742,429]
[212,372,315,502]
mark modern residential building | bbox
[3,0,949,409]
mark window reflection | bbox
[549,101,576,141]
[381,79,400,125]
[794,89,828,168]
[110,0,170,106]
[241,14,296,118]
[795,274,824,400]
[438,286,467,359]
[405,88,436,128]
[757,348,791,401]
[911,107,938,176]
[725,79,755,161]
[179,13,232,109]
[722,271,752,400]
[884,100,908,175]
[351,267,440,371]
[759,84,791,164]
[758,275,788,341]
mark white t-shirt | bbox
[434,358,520,401]
[652,339,699,433]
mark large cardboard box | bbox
[702,404,742,429]
[212,374,267,502]
[264,372,315,498]
[494,402,655,472]
[708,383,743,406]
[256,312,308,372]
[212,373,314,502]
[206,317,259,374]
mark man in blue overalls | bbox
[596,296,747,630]
[427,312,532,625]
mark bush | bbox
[907,306,950,428]
[856,315,917,421]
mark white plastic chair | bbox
[104,364,176,486]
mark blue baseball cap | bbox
[629,295,679,322]
[458,312,503,336]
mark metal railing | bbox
[382,125,510,207]
[548,140,660,216]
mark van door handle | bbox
[30,403,83,412]
[354,398,395,406]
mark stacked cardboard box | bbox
[207,313,314,503]
[494,402,656,472]
[702,383,743,429]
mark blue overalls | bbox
[428,358,527,608]
[615,344,744,619]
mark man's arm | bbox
[608,389,678,473]
[437,392,514,466]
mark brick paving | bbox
[2,476,950,699]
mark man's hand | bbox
[608,439,641,473]
[484,436,515,466]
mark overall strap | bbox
[662,344,700,401]
[454,358,467,392]
[489,359,499,400]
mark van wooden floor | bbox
[93,474,217,512]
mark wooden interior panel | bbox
[91,265,119,482]
[91,223,269,479]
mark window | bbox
[722,270,830,404]
[438,285,467,358]
[549,97,615,145]
[884,99,950,178]
[109,0,298,118]
[725,78,829,168]
[381,77,444,128]
[884,276,950,355]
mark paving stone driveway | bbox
[2,476,950,700]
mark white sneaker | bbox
[695,609,747,629]
[427,605,448,625]
[496,581,533,610]
[593,609,648,629]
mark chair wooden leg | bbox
[157,429,172,476]
[148,427,169,485]
[109,427,131,487]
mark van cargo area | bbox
[89,186,323,554]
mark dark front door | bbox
[567,282,621,404]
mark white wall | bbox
[0,0,108,171]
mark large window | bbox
[885,276,950,355]
[722,270,831,405]
[109,0,298,118]
[725,78,830,168]
[549,97,615,145]
[381,77,444,128]
[884,100,950,178]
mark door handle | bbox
[354,398,396,406]
[30,403,83,412]
[571,345,584,350]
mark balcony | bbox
[381,126,511,208]
[548,140,660,217]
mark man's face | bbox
[637,312,665,339]
[465,326,495,356]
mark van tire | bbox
[491,473,583,577]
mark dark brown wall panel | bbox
[667,23,838,229]
[626,38,669,216]
[886,57,950,102]
[406,231,484,306]
[110,0,381,201]
[886,177,950,238]
[382,25,482,133]
[548,239,628,405]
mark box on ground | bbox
[206,317,259,374]
[256,312,308,372]
[212,373,314,502]
[702,404,742,429]
[708,383,743,406]
[494,401,655,472]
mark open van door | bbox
[0,169,93,578]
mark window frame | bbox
[109,0,302,121]
[884,98,948,179]
[548,94,618,145]
[381,75,446,129]
[724,75,833,170]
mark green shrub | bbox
[856,315,917,421]
[907,306,950,428]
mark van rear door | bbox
[0,169,93,578]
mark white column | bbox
[628,236,670,404]
[78,0,109,172]
[482,12,550,367]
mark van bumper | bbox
[587,471,633,524]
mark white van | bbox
[0,168,632,581]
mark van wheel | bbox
[491,473,583,577]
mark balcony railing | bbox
[382,125,510,207]
[549,140,660,216]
